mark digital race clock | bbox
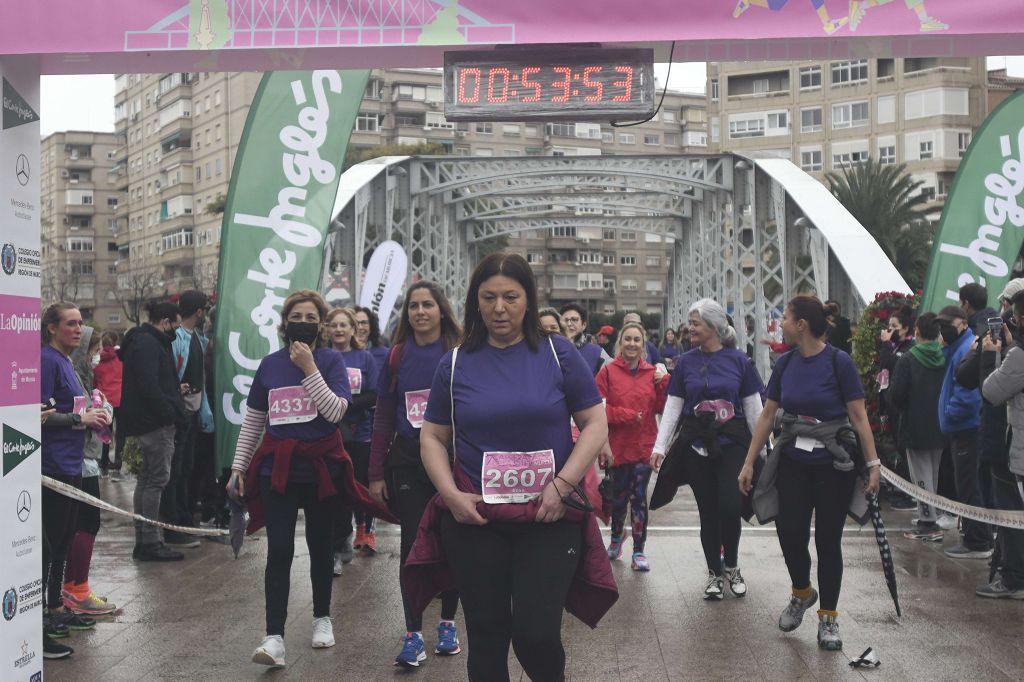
[443,46,655,122]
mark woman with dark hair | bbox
[354,305,390,369]
[326,307,380,561]
[739,295,880,652]
[95,330,124,478]
[417,253,610,681]
[659,327,682,371]
[40,303,110,658]
[877,305,918,511]
[367,280,463,667]
[227,289,387,667]
[652,298,764,599]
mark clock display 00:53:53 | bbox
[453,65,636,105]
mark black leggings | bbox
[440,513,581,682]
[682,442,746,574]
[101,406,126,471]
[335,440,373,543]
[42,473,81,609]
[775,453,856,611]
[391,464,459,631]
[261,475,337,636]
[76,474,101,535]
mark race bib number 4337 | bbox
[481,450,555,504]
[268,386,317,426]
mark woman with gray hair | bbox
[651,298,765,600]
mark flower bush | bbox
[852,290,921,447]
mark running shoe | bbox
[44,613,69,639]
[936,515,958,531]
[724,566,746,597]
[944,543,994,560]
[353,525,366,550]
[394,632,427,668]
[337,534,355,563]
[848,1,865,31]
[435,621,461,655]
[817,613,843,651]
[62,589,117,616]
[920,17,949,32]
[55,611,96,631]
[110,469,123,482]
[904,525,943,542]
[889,496,917,511]
[252,635,286,667]
[312,616,335,648]
[360,531,378,555]
[703,571,724,601]
[631,552,650,572]
[607,536,624,561]
[332,553,344,577]
[778,588,818,632]
[164,531,201,548]
[975,578,1024,599]
[732,0,751,18]
[43,634,73,659]
[822,17,848,35]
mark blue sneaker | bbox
[608,536,624,561]
[435,621,461,655]
[394,632,426,668]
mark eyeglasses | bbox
[563,317,581,324]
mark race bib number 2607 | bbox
[481,449,555,504]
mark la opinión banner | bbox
[921,92,1024,313]
[213,69,369,470]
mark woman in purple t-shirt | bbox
[226,290,356,667]
[421,253,608,682]
[739,296,881,653]
[651,299,765,601]
[366,281,464,667]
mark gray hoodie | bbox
[981,344,1024,477]
[70,326,103,463]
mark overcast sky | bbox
[38,58,1024,137]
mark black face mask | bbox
[163,325,177,341]
[286,321,320,346]
[939,325,960,346]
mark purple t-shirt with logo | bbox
[340,347,379,443]
[248,347,352,481]
[765,347,864,464]
[668,347,764,416]
[40,345,87,476]
[377,337,446,440]
[424,334,603,490]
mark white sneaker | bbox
[936,515,958,531]
[703,571,724,601]
[252,635,286,666]
[724,566,747,597]
[312,616,335,648]
[332,553,344,577]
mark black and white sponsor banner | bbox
[0,56,42,682]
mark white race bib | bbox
[404,389,429,429]
[267,386,317,426]
[481,450,555,504]
[347,367,363,395]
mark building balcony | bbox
[161,145,192,168]
[158,213,194,232]
[159,245,194,266]
[160,116,193,140]
[65,203,95,216]
[64,155,95,169]
[108,164,129,190]
[547,287,609,301]
[161,179,194,198]
[155,82,192,107]
[546,236,580,250]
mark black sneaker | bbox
[55,610,96,631]
[43,613,69,638]
[164,530,201,548]
[136,543,185,562]
[890,496,917,511]
[43,634,74,659]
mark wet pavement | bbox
[45,475,1024,681]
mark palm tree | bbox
[826,158,930,287]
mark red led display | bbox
[444,47,654,122]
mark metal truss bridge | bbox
[328,154,909,377]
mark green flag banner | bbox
[921,91,1024,313]
[214,69,369,470]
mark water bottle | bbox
[91,389,113,445]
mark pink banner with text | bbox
[5,1,1024,74]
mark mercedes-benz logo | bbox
[15,154,30,186]
[16,490,30,522]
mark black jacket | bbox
[887,349,946,451]
[957,339,1009,464]
[118,323,186,436]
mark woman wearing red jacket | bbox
[596,322,668,571]
[94,331,125,478]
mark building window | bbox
[602,253,615,265]
[662,110,676,123]
[729,117,765,139]
[601,131,613,143]
[70,260,94,275]
[643,134,659,145]
[475,122,493,134]
[66,237,94,252]
[215,124,222,140]
[710,79,719,101]
[620,231,636,241]
[831,101,869,129]
[800,150,822,172]
[877,95,896,124]
[958,132,971,157]
[904,87,969,119]
[833,149,868,168]
[107,196,119,207]
[214,90,221,106]
[620,255,637,266]
[645,280,663,293]
[831,59,869,86]
[710,118,720,143]
[645,255,660,267]
[767,111,788,131]
[664,133,679,146]
[526,252,543,264]
[356,113,379,131]
[621,279,638,291]
[800,107,822,133]
[618,133,635,145]
[879,145,896,164]
[551,226,577,238]
[919,140,933,160]
[753,78,769,95]
[799,66,822,90]
[364,79,382,99]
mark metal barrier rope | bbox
[879,465,1024,530]
[42,475,227,537]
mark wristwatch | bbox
[71,413,82,427]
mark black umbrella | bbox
[228,494,248,559]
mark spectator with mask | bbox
[560,303,609,375]
[120,300,188,561]
[877,305,918,511]
[935,305,993,560]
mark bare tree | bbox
[113,268,164,325]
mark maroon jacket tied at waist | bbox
[403,466,618,629]
[244,430,396,534]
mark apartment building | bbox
[707,57,1022,219]
[106,69,705,320]
[39,131,123,327]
